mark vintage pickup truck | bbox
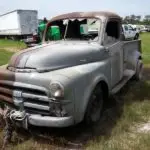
[0,11,143,129]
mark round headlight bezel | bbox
[50,82,64,98]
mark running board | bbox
[111,69,135,94]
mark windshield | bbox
[45,18,101,42]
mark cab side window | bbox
[103,20,120,45]
[128,25,134,31]
[124,25,128,31]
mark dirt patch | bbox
[137,122,150,133]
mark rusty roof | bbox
[50,11,121,22]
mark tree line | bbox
[122,15,150,25]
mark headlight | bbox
[50,82,64,98]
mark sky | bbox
[0,0,149,19]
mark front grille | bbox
[0,83,14,104]
[0,81,50,115]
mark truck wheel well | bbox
[83,80,109,123]
[98,81,109,101]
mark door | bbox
[123,25,129,39]
[108,42,123,87]
[128,25,135,39]
[104,19,124,88]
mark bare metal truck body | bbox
[0,12,143,129]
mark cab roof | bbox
[50,11,121,22]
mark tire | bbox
[134,60,143,81]
[134,34,139,40]
[84,85,103,125]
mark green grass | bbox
[141,33,150,64]
[141,33,150,54]
[0,39,26,51]
[0,49,14,66]
[0,34,150,150]
[0,39,26,66]
[86,80,150,150]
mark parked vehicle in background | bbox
[140,25,148,32]
[0,11,143,129]
[23,18,48,47]
[22,34,40,47]
[134,25,143,33]
[128,24,140,33]
[145,25,150,32]
[0,10,38,40]
[122,24,139,40]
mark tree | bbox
[123,15,140,24]
[142,15,150,25]
[145,15,150,20]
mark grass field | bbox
[0,39,26,53]
[0,50,14,66]
[0,39,26,48]
[0,33,150,150]
[142,33,150,65]
[0,39,26,66]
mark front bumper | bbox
[28,114,74,127]
[0,79,74,128]
[11,111,74,129]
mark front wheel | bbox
[134,34,139,40]
[84,85,103,125]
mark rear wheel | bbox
[134,60,143,80]
[84,85,103,125]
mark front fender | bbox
[43,61,111,124]
[73,73,110,124]
[82,74,109,119]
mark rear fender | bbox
[133,51,142,71]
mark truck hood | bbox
[8,41,102,72]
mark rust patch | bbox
[0,87,13,96]
[0,68,15,104]
[8,45,48,68]
[0,95,13,104]
[0,68,15,81]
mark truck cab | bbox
[0,11,143,129]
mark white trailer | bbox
[0,10,38,39]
